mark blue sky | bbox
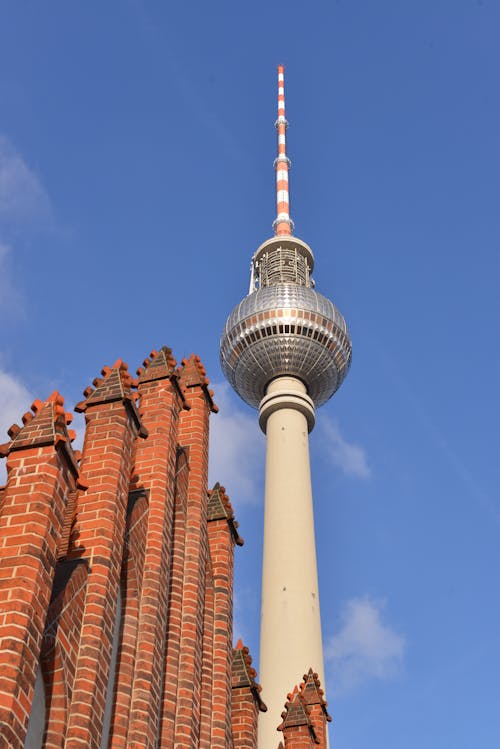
[1,1,499,747]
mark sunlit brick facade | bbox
[0,347,330,748]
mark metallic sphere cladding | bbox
[220,237,352,410]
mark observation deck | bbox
[220,236,352,409]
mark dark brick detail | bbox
[207,482,230,520]
[75,359,147,438]
[231,642,267,712]
[0,392,80,482]
[137,346,176,383]
[78,366,127,408]
[178,354,219,413]
[232,647,252,689]
[302,669,331,721]
[231,641,266,748]
[207,483,244,546]
[279,690,313,731]
[58,489,78,560]
[49,558,89,604]
[127,488,149,517]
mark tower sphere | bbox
[220,235,352,410]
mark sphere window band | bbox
[220,284,352,410]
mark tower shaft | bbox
[258,377,326,748]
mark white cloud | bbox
[0,135,52,228]
[0,242,24,315]
[319,416,371,479]
[0,135,53,318]
[209,381,264,505]
[325,597,405,694]
[0,369,34,484]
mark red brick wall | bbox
[0,349,270,749]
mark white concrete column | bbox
[257,376,326,748]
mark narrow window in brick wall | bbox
[100,586,123,749]
[24,664,46,749]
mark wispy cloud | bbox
[0,135,53,318]
[319,416,371,479]
[0,135,52,229]
[209,381,264,505]
[0,242,24,316]
[374,344,500,523]
[0,368,34,484]
[325,597,405,695]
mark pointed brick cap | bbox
[136,346,188,408]
[300,668,332,723]
[0,391,84,487]
[75,359,147,437]
[177,354,218,413]
[278,686,314,732]
[207,482,244,546]
[232,639,267,712]
[137,346,176,382]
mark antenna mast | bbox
[273,65,294,236]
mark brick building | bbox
[0,347,330,748]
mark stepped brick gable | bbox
[0,346,332,749]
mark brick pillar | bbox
[160,446,188,747]
[173,355,217,748]
[231,640,267,749]
[126,347,186,749]
[207,483,243,747]
[64,360,146,749]
[0,392,80,748]
[278,678,329,749]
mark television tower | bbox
[220,66,352,746]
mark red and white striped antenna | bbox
[273,65,294,236]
